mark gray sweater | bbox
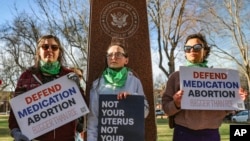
[87,71,149,141]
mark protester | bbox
[162,33,248,141]
[8,35,84,141]
[70,67,86,141]
[87,37,149,141]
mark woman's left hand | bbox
[117,92,130,100]
[239,88,248,101]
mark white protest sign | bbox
[10,75,89,140]
[180,66,245,110]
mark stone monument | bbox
[86,0,157,140]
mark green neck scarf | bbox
[103,67,128,87]
[186,60,208,68]
[40,60,61,75]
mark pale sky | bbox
[0,0,34,24]
[0,0,243,84]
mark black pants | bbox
[173,125,220,141]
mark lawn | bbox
[156,117,230,141]
[0,115,12,141]
[0,115,233,141]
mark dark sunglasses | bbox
[184,44,203,52]
[41,44,59,51]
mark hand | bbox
[239,88,248,101]
[173,90,184,109]
[117,92,130,100]
[67,72,80,86]
[11,128,30,141]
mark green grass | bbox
[157,117,174,141]
[219,123,230,141]
[156,117,231,141]
[0,115,12,141]
[0,115,238,141]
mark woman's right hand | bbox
[239,88,248,101]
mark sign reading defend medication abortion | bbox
[180,66,245,110]
[10,75,89,140]
[98,95,144,141]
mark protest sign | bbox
[180,66,245,110]
[10,75,89,140]
[98,95,144,141]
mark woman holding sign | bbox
[87,37,149,141]
[8,35,86,141]
[162,33,248,141]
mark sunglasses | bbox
[184,44,203,52]
[41,44,59,51]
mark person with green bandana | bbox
[87,37,149,141]
[161,33,248,141]
[8,35,84,141]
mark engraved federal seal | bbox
[100,1,139,38]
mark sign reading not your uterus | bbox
[180,66,245,110]
[10,75,89,140]
[98,95,144,141]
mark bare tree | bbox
[147,0,250,94]
[0,0,90,90]
[200,0,250,91]
[33,0,89,83]
[147,0,207,79]
[0,12,41,90]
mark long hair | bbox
[34,35,65,69]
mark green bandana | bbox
[103,67,128,87]
[40,60,61,75]
[186,60,208,68]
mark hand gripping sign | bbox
[10,75,89,140]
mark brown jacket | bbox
[9,66,78,141]
[162,71,228,130]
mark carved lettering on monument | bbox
[100,1,139,38]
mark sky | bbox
[1,0,244,84]
[0,0,166,81]
[0,0,34,24]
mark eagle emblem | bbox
[110,12,128,28]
